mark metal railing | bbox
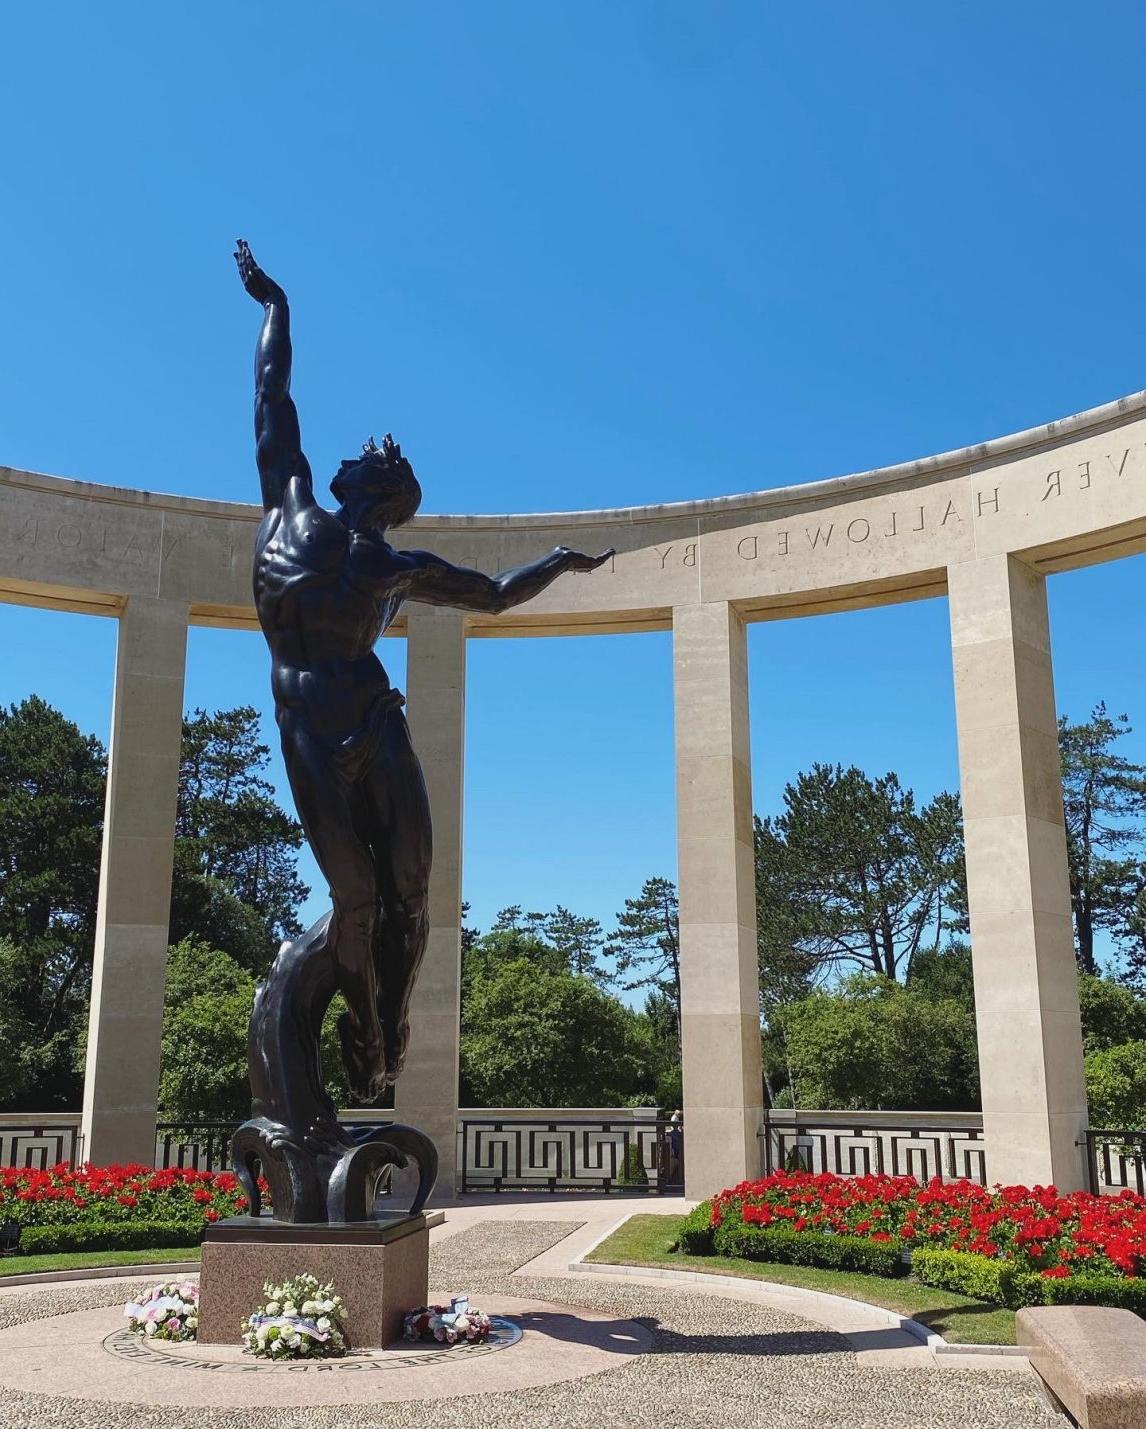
[459,1116,684,1194]
[155,1121,237,1172]
[1081,1129,1146,1196]
[761,1110,987,1185]
[0,1119,81,1170]
[153,1119,395,1173]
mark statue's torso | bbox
[254,478,406,742]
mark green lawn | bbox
[0,1247,200,1277]
[585,1214,1016,1346]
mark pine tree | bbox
[1059,704,1146,976]
[607,878,681,1031]
[753,764,965,985]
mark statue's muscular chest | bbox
[254,507,398,633]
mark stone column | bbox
[948,553,1088,1189]
[673,600,763,1198]
[394,605,466,1195]
[81,596,189,1166]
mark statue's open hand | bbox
[234,238,283,304]
[559,546,615,572]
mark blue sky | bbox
[2,3,1145,967]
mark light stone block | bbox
[674,602,763,1198]
[949,552,1087,1191]
[393,605,466,1195]
[82,597,189,1167]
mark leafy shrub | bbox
[16,1221,205,1255]
[618,1143,648,1187]
[910,1248,1042,1308]
[712,1222,905,1277]
[1085,1040,1146,1130]
[912,1248,1146,1313]
[673,1200,714,1255]
[1040,1273,1146,1314]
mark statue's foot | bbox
[384,1018,411,1085]
[338,1010,387,1102]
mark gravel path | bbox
[0,1221,1060,1428]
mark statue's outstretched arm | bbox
[234,239,312,510]
[401,545,614,614]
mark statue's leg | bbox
[279,715,388,1100]
[363,711,432,1085]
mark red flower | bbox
[1040,1266,1070,1278]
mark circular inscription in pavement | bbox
[0,1298,650,1408]
[102,1315,522,1372]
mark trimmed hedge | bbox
[912,1248,1146,1314]
[712,1222,906,1277]
[15,1221,205,1256]
[910,1248,1042,1309]
[1041,1273,1146,1315]
[673,1201,715,1255]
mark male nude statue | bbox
[235,239,613,1103]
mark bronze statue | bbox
[229,240,612,1222]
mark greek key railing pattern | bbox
[155,1121,236,1172]
[459,1117,684,1194]
[0,1121,81,1170]
[762,1114,987,1185]
[1082,1130,1146,1196]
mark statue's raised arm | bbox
[234,238,312,510]
[399,543,615,613]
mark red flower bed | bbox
[711,1171,1146,1281]
[0,1163,248,1227]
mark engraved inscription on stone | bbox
[103,1318,522,1372]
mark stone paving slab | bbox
[0,1219,1064,1428]
[0,1295,649,1409]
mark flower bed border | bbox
[682,1169,1146,1314]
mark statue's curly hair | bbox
[329,434,421,525]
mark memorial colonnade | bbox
[5,390,1146,1196]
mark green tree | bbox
[906,940,975,1010]
[158,937,353,1120]
[461,905,566,1003]
[167,844,276,975]
[459,958,659,1106]
[542,905,610,984]
[158,938,256,1120]
[1077,973,1146,1054]
[754,765,965,984]
[175,707,308,971]
[776,974,979,1111]
[0,697,105,1109]
[1059,704,1146,976]
[642,988,683,1109]
[607,877,681,1028]
[1085,1041,1146,1130]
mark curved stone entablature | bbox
[3,388,1146,636]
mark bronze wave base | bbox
[231,912,438,1225]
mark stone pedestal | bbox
[948,553,1088,1189]
[673,600,764,1198]
[197,1215,429,1349]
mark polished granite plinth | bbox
[196,1213,429,1348]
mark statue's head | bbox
[330,435,422,529]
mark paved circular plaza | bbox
[0,1215,1061,1428]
